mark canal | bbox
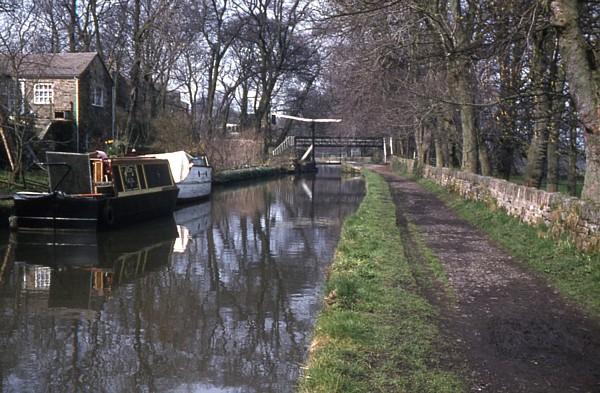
[0,166,364,393]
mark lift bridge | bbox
[270,114,393,164]
[272,135,393,164]
[270,114,394,168]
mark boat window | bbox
[192,156,209,167]
[119,165,141,191]
[137,164,147,189]
[144,163,172,188]
[92,160,103,183]
[113,167,123,192]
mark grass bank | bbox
[0,169,48,194]
[213,166,290,184]
[0,169,48,226]
[417,178,600,318]
[298,171,463,393]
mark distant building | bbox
[164,90,188,114]
[226,123,240,135]
[0,52,113,151]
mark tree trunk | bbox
[442,115,452,167]
[524,118,549,188]
[204,53,220,136]
[91,0,103,58]
[256,78,277,155]
[546,122,560,192]
[498,110,515,179]
[478,133,492,176]
[434,134,444,168]
[524,29,554,188]
[125,0,142,146]
[547,33,562,192]
[48,0,60,53]
[550,0,600,203]
[415,123,431,165]
[67,0,77,52]
[240,80,249,129]
[454,67,479,173]
[583,132,600,200]
[567,122,578,196]
[398,138,405,158]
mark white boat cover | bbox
[143,151,192,183]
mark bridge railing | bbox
[272,136,296,156]
[273,135,388,156]
[294,137,384,148]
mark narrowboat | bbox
[143,151,212,202]
[10,151,179,231]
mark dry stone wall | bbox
[392,157,600,253]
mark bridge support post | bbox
[311,121,316,165]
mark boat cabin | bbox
[46,151,176,196]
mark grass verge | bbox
[213,166,289,184]
[298,170,464,393]
[405,221,457,303]
[0,169,48,193]
[418,178,600,318]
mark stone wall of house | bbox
[24,78,76,120]
[0,76,18,112]
[392,157,600,253]
[79,56,113,148]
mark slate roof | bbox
[0,52,100,78]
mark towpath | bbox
[370,165,600,393]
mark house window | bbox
[91,85,104,107]
[33,83,53,105]
[34,266,51,289]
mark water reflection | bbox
[0,167,364,393]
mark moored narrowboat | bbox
[143,151,212,202]
[10,151,179,231]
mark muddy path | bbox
[372,166,600,393]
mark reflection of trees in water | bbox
[0,174,364,393]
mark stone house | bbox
[1,52,113,152]
[0,69,19,115]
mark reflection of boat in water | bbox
[173,199,212,253]
[11,151,179,231]
[2,218,178,312]
[13,216,178,267]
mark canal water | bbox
[0,166,364,393]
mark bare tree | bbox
[235,0,315,153]
[550,0,600,203]
[0,3,40,182]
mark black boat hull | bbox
[11,188,178,231]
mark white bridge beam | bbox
[300,145,313,161]
[275,114,342,123]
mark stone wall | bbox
[24,78,76,119]
[78,55,114,146]
[392,157,600,253]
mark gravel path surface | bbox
[373,166,600,393]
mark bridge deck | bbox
[294,136,384,148]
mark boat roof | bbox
[140,151,193,183]
[109,156,170,165]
